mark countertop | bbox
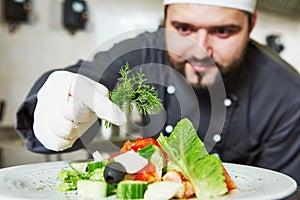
[286,187,300,200]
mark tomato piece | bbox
[134,162,158,182]
[120,137,169,162]
[222,165,237,190]
[120,137,161,153]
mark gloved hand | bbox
[33,71,126,151]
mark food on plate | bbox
[56,118,236,199]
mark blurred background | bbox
[0,0,299,167]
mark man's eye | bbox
[211,27,237,38]
[175,25,192,35]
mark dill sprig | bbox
[105,62,163,128]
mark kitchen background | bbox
[0,0,299,167]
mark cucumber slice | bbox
[88,161,106,172]
[89,168,105,181]
[116,180,148,199]
[69,161,106,175]
[77,180,110,198]
[69,162,89,174]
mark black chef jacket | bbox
[16,29,300,184]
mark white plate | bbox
[0,161,296,200]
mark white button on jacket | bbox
[223,98,232,107]
[167,85,176,94]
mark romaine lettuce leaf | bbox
[157,118,228,199]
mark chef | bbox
[16,0,300,184]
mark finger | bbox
[39,71,97,122]
[45,71,126,126]
[33,101,77,151]
[37,72,79,138]
[37,93,98,139]
[70,73,127,125]
[93,90,127,125]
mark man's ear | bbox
[249,11,257,33]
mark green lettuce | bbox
[56,161,107,192]
[157,118,228,199]
[56,170,80,192]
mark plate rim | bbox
[0,161,297,200]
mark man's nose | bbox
[194,29,212,55]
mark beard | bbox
[215,48,246,78]
[167,46,247,89]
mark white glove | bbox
[33,71,126,151]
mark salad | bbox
[56,118,236,199]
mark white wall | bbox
[251,10,300,72]
[0,1,299,127]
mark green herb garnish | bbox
[105,62,163,128]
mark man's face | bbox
[165,4,255,88]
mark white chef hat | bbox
[163,0,257,13]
